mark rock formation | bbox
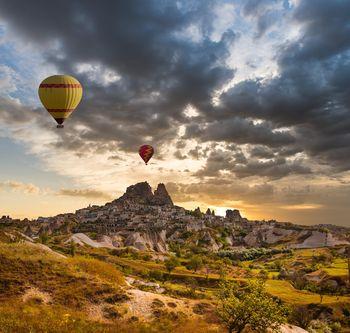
[116,182,173,206]
[117,181,154,205]
[152,183,173,206]
[226,209,242,221]
[7,181,350,253]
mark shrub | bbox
[148,270,164,281]
[187,255,204,272]
[307,320,332,333]
[329,322,342,333]
[165,256,180,273]
[289,305,314,329]
[217,280,288,333]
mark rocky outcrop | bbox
[116,182,173,206]
[291,231,350,249]
[68,233,110,248]
[226,209,242,221]
[244,225,295,247]
[186,220,205,232]
[124,230,167,252]
[194,207,202,216]
[117,182,154,205]
[200,230,220,251]
[278,325,308,333]
[152,183,173,206]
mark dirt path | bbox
[125,288,197,319]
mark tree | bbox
[39,232,49,244]
[69,240,76,257]
[217,280,288,333]
[188,255,204,272]
[165,256,180,273]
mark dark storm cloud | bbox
[292,0,350,62]
[0,0,235,153]
[184,117,295,146]
[250,145,275,159]
[211,0,350,174]
[194,147,311,180]
[242,0,282,38]
[0,0,350,180]
[232,157,311,179]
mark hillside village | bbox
[1,182,349,254]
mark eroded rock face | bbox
[291,231,350,248]
[116,182,173,206]
[118,182,154,204]
[152,183,173,206]
[226,209,242,221]
[244,225,295,247]
[124,230,168,252]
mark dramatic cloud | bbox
[1,0,349,173]
[166,180,274,206]
[0,0,350,225]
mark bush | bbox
[289,305,314,329]
[307,320,332,333]
[217,280,288,333]
[148,270,164,281]
[329,322,342,333]
[165,256,180,273]
[187,255,204,272]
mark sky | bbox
[0,0,349,226]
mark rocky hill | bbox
[1,182,349,253]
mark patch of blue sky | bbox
[0,137,73,190]
[0,23,55,107]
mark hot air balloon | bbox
[139,145,154,165]
[38,75,83,128]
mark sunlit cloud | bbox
[58,188,113,201]
[280,203,323,210]
[0,180,41,195]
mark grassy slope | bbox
[0,238,349,332]
[0,242,220,333]
[266,280,350,305]
[323,258,348,277]
[0,242,125,307]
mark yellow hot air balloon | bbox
[38,75,83,128]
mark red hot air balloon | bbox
[139,145,154,165]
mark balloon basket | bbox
[57,124,64,129]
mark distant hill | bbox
[1,182,349,252]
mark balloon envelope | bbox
[38,75,83,128]
[139,145,154,164]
